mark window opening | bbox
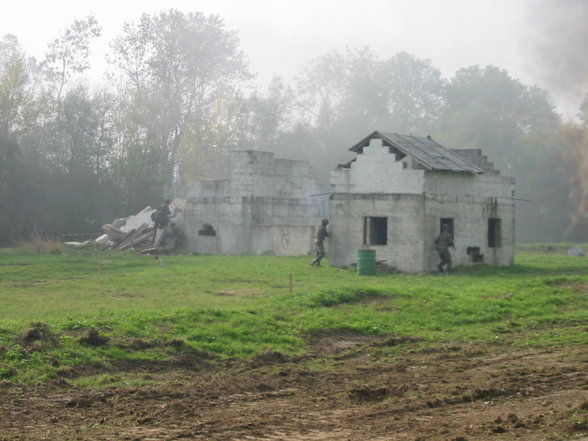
[198,224,216,237]
[363,217,388,245]
[467,247,484,262]
[488,218,501,247]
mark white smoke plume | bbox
[522,0,588,115]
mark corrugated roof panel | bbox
[375,132,484,173]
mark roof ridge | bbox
[350,132,484,174]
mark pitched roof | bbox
[349,131,484,174]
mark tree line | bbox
[0,9,586,245]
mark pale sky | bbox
[1,0,578,116]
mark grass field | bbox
[0,245,587,383]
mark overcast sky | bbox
[1,0,581,117]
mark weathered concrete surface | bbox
[329,137,515,272]
[184,150,327,255]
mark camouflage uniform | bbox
[434,226,454,272]
[311,219,329,267]
[153,200,171,228]
[152,200,172,244]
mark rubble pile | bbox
[97,207,158,253]
[64,200,184,253]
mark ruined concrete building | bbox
[182,132,515,273]
[328,132,515,272]
[184,150,327,255]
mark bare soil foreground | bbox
[1,335,587,441]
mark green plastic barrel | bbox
[357,249,376,275]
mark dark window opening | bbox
[363,217,388,245]
[388,145,406,161]
[467,246,484,262]
[440,218,454,237]
[198,224,216,237]
[488,218,502,247]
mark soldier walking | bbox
[310,218,329,267]
[434,224,454,273]
[151,199,172,244]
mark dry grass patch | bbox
[17,237,64,254]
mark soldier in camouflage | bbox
[151,199,172,244]
[434,224,454,273]
[310,218,329,267]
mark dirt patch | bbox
[0,340,587,441]
[559,281,588,293]
[348,385,395,402]
[249,349,293,367]
[79,329,109,347]
[114,292,145,298]
[214,291,236,296]
[307,328,378,356]
[213,289,265,297]
[16,322,60,349]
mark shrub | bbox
[17,237,64,254]
[310,287,383,307]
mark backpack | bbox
[151,209,163,224]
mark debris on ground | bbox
[567,245,585,257]
[64,199,185,253]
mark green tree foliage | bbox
[0,22,121,244]
[0,12,584,244]
[43,14,101,105]
[0,139,64,244]
[438,65,560,172]
[109,9,251,200]
[0,139,22,244]
[0,37,47,244]
[296,48,447,180]
[246,77,296,152]
[0,35,36,140]
[296,48,382,180]
[435,65,564,241]
[380,52,446,134]
[510,132,571,242]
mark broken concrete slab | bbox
[63,240,93,248]
[121,207,156,232]
[94,234,112,246]
[567,245,585,257]
[102,224,128,242]
[95,199,185,253]
[115,224,152,250]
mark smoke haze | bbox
[522,0,588,116]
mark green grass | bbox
[0,246,587,383]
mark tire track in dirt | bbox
[0,340,587,441]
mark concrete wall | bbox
[331,138,426,195]
[423,172,515,270]
[329,193,426,272]
[183,195,254,255]
[252,224,316,255]
[328,137,515,273]
[230,151,322,199]
[184,150,327,255]
[328,138,427,271]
